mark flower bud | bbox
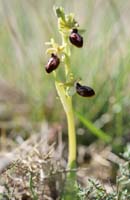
[45,53,60,73]
[76,82,95,97]
[69,29,83,48]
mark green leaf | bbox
[76,112,112,142]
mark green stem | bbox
[55,81,76,168]
[55,82,77,200]
[54,9,79,199]
[66,97,76,168]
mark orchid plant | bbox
[45,7,95,199]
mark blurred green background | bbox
[0,0,130,151]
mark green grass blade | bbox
[76,112,112,142]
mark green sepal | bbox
[78,29,86,34]
[54,6,66,21]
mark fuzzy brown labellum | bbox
[76,82,95,97]
[45,53,60,73]
[69,29,83,48]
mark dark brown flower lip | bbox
[76,82,95,97]
[69,29,83,48]
[45,54,60,73]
